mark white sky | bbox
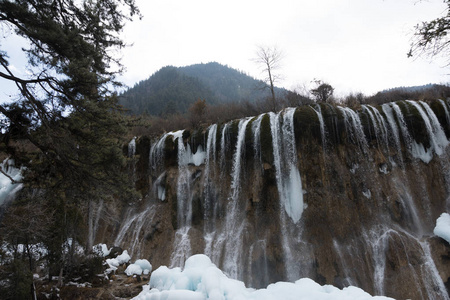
[0,0,448,101]
[118,0,449,97]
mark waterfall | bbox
[128,137,136,157]
[230,118,252,201]
[110,99,450,299]
[311,104,327,151]
[407,100,449,156]
[381,103,404,166]
[219,122,231,180]
[332,239,356,287]
[114,206,155,258]
[149,132,170,173]
[390,102,433,163]
[420,240,450,300]
[269,108,304,223]
[87,199,104,250]
[366,227,449,300]
[269,108,304,281]
[338,106,368,155]
[366,228,391,295]
[221,117,252,280]
[252,114,265,166]
[439,99,450,126]
[362,105,388,152]
[204,124,218,229]
[169,130,195,267]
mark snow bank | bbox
[132,254,393,300]
[434,213,450,243]
[126,263,144,276]
[116,250,131,264]
[106,250,132,272]
[125,259,152,276]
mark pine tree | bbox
[0,0,140,295]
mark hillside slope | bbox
[119,62,287,116]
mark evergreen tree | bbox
[0,0,140,295]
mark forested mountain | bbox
[119,62,287,116]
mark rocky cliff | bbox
[95,99,450,300]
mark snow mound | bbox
[106,250,132,273]
[126,263,144,276]
[116,250,131,264]
[132,254,393,300]
[125,259,153,276]
[434,213,450,243]
[92,244,110,257]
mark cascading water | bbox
[269,108,304,223]
[269,108,305,281]
[407,100,449,156]
[221,117,252,280]
[203,124,218,230]
[311,104,327,151]
[439,99,450,126]
[338,106,369,155]
[362,105,389,153]
[149,132,170,173]
[114,206,155,258]
[128,137,136,157]
[170,130,194,267]
[219,122,231,180]
[381,103,404,166]
[108,99,450,300]
[252,114,265,167]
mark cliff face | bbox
[97,100,450,300]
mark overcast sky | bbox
[117,0,449,97]
[0,0,448,101]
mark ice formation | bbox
[434,213,450,244]
[132,254,393,300]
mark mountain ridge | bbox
[119,62,287,116]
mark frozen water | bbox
[132,254,394,300]
[434,213,450,243]
[125,259,152,276]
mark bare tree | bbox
[408,0,450,65]
[253,45,284,111]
